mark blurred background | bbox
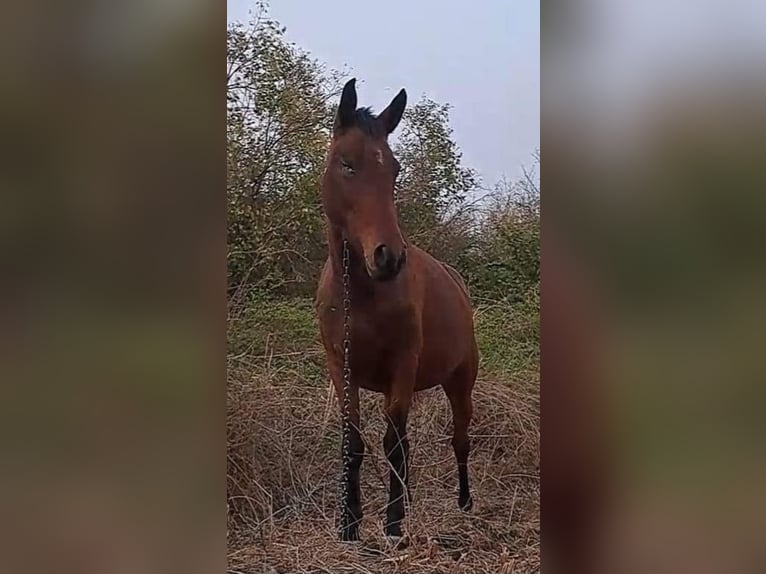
[0,0,224,572]
[544,0,766,572]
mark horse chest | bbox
[330,306,399,351]
[350,311,389,354]
[319,297,414,388]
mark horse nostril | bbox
[374,244,391,270]
[372,244,405,279]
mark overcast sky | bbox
[228,0,540,188]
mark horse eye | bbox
[340,158,355,176]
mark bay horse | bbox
[315,78,479,543]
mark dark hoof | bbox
[340,522,360,542]
[458,494,473,511]
[385,522,403,539]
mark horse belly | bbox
[416,287,475,389]
[415,337,466,390]
[415,310,471,388]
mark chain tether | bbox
[339,238,352,537]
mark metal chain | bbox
[339,238,352,537]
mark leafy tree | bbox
[459,153,540,303]
[227,7,337,297]
[394,99,479,262]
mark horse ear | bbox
[378,88,407,135]
[334,78,357,131]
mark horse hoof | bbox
[459,495,473,511]
[339,525,360,542]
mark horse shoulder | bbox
[315,260,341,343]
[315,259,334,308]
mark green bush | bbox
[475,289,540,378]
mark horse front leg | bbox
[339,382,364,541]
[383,357,416,542]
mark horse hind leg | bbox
[444,367,475,511]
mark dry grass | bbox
[227,300,539,573]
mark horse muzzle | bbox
[369,243,407,281]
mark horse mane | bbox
[350,107,385,137]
